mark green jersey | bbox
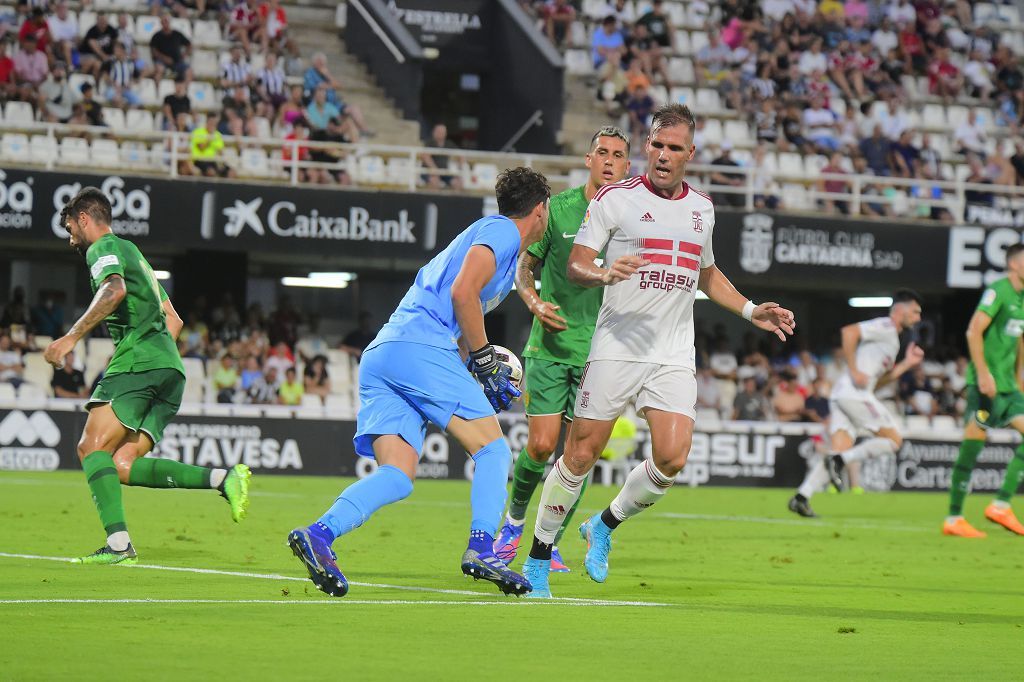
[85,234,184,377]
[522,186,602,367]
[966,277,1024,392]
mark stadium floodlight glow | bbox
[281,272,357,289]
[848,296,893,308]
[153,270,171,280]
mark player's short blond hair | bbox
[589,126,630,154]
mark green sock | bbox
[128,458,212,489]
[81,451,127,536]
[949,439,984,516]
[996,445,1024,503]
[554,475,589,545]
[508,448,548,521]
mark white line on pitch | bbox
[0,553,670,607]
[656,512,931,532]
[0,598,652,607]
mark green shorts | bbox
[522,357,585,420]
[964,385,1024,429]
[87,368,185,444]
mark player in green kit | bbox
[44,187,251,565]
[493,127,631,570]
[943,242,1024,538]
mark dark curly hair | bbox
[62,186,112,229]
[495,167,550,219]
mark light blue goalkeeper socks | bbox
[317,464,413,540]
[469,437,512,540]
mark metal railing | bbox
[5,120,1024,223]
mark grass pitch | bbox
[1,470,1021,680]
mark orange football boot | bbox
[942,517,987,538]
[984,504,1024,535]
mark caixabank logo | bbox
[0,411,61,471]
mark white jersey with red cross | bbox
[574,175,716,369]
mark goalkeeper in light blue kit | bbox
[288,167,551,597]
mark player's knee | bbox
[112,449,139,484]
[527,433,557,461]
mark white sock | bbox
[107,531,131,552]
[609,460,674,522]
[506,513,525,527]
[209,469,227,489]
[945,515,964,523]
[841,437,897,464]
[533,459,586,545]
[992,500,1010,510]
[797,458,830,499]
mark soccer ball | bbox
[492,345,523,389]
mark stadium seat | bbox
[663,1,685,25]
[3,101,35,127]
[327,361,351,390]
[17,383,46,406]
[702,118,722,144]
[357,155,386,184]
[239,147,272,177]
[689,31,709,54]
[759,151,779,174]
[564,49,593,76]
[582,0,611,19]
[674,30,691,55]
[694,88,721,113]
[0,133,30,162]
[188,81,216,111]
[781,183,810,209]
[385,156,416,188]
[829,98,846,117]
[22,355,51,392]
[946,105,968,128]
[103,107,126,131]
[91,139,120,168]
[922,104,946,129]
[669,86,694,105]
[570,21,587,48]
[567,168,589,187]
[192,50,219,79]
[125,109,155,133]
[649,84,668,106]
[324,393,352,417]
[170,17,193,40]
[0,382,16,403]
[667,58,694,84]
[974,2,997,23]
[181,357,205,380]
[335,3,347,28]
[78,11,97,37]
[470,163,499,190]
[59,137,90,166]
[157,78,175,100]
[905,415,931,431]
[69,73,95,95]
[138,78,159,107]
[723,120,752,147]
[93,0,117,11]
[932,415,957,431]
[119,140,150,169]
[193,20,224,48]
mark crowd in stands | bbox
[0,284,971,426]
[0,0,373,183]
[0,285,376,408]
[520,0,1024,216]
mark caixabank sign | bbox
[6,408,1017,494]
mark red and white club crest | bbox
[692,211,703,233]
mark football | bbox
[492,345,523,389]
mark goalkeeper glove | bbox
[467,344,521,412]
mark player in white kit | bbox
[519,104,797,597]
[788,289,924,518]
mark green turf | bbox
[1,471,1021,680]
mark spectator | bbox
[240,355,263,391]
[282,116,322,182]
[772,371,806,422]
[38,61,76,123]
[710,140,745,207]
[419,122,464,190]
[13,35,48,100]
[733,376,771,421]
[628,21,667,86]
[150,13,192,81]
[887,0,916,25]
[871,17,898,56]
[695,367,721,412]
[817,150,850,213]
[228,0,262,55]
[751,144,780,210]
[190,112,234,177]
[79,13,117,78]
[221,85,255,136]
[48,2,77,67]
[0,333,24,388]
[265,339,295,375]
[591,16,625,71]
[339,311,376,359]
[213,355,240,403]
[30,294,63,338]
[179,312,209,357]
[303,355,331,402]
[710,337,738,409]
[797,38,827,75]
[303,52,372,140]
[304,83,340,132]
[890,129,920,177]
[542,0,576,48]
[900,365,937,416]
[220,43,252,94]
[278,366,304,406]
[859,124,893,175]
[17,7,49,55]
[695,32,732,85]
[51,350,87,398]
[256,50,287,110]
[803,379,831,422]
[162,75,191,131]
[963,49,995,101]
[953,109,987,157]
[634,0,674,52]
[779,102,809,153]
[248,365,280,404]
[0,42,14,100]
[259,0,296,56]
[754,99,779,145]
[803,98,840,152]
[876,98,910,140]
[78,82,106,126]
[963,153,994,206]
[919,133,941,178]
[101,42,142,107]
[927,46,963,103]
[624,83,655,142]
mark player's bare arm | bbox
[516,250,566,333]
[567,244,647,288]
[876,342,925,389]
[698,264,795,341]
[966,310,996,397]
[452,244,497,352]
[44,274,126,368]
[840,323,869,387]
[162,297,184,340]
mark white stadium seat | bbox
[192,50,219,79]
[134,15,160,44]
[138,78,159,107]
[723,120,753,147]
[91,139,120,167]
[667,57,694,84]
[170,17,193,39]
[59,136,90,165]
[385,156,416,187]
[695,88,722,113]
[357,155,386,184]
[240,147,272,177]
[188,81,217,111]
[193,20,224,48]
[0,133,30,162]
[121,141,151,169]
[470,163,498,190]
[102,107,126,131]
[125,109,155,132]
[0,382,16,403]
[3,101,35,127]
[669,86,694,105]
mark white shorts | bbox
[829,394,898,438]
[574,359,696,421]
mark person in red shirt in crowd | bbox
[282,116,329,184]
[898,20,925,73]
[258,0,297,56]
[817,151,850,214]
[542,0,575,47]
[0,41,15,99]
[927,46,963,102]
[18,8,51,55]
[229,0,263,55]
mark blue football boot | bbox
[579,514,613,583]
[522,557,553,599]
[287,526,349,597]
